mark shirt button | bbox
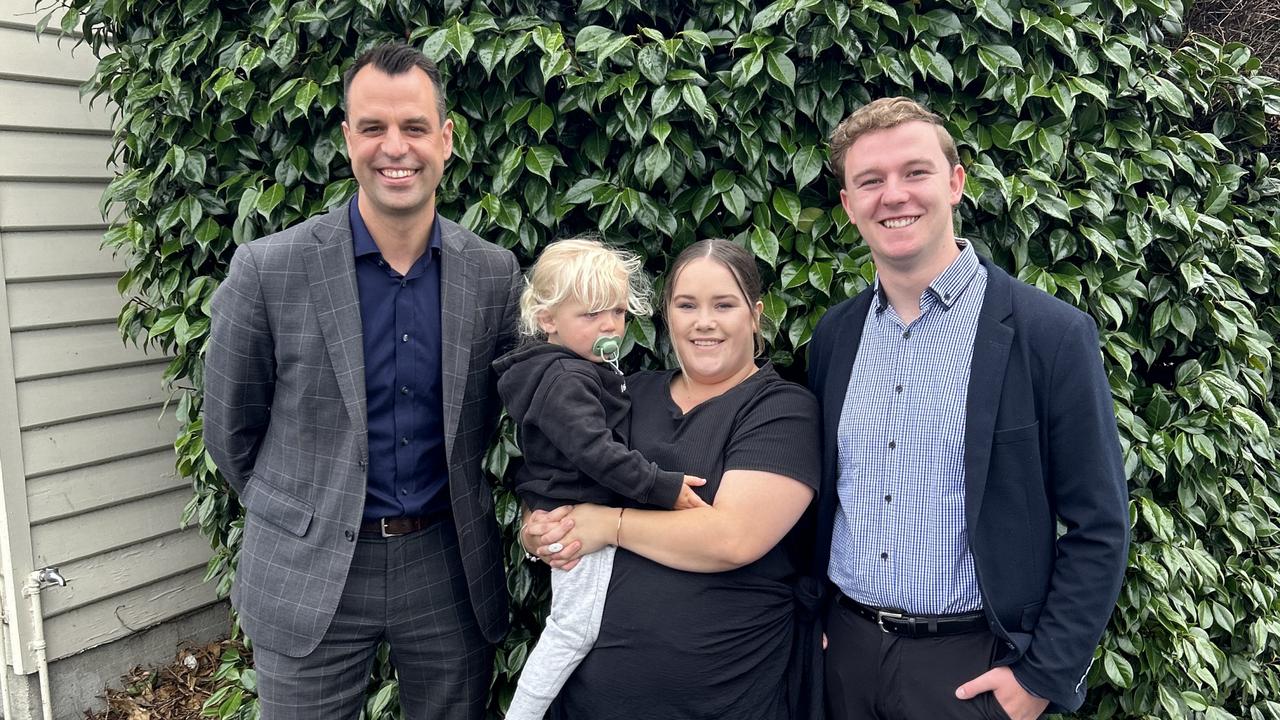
[401,437,409,446]
[894,384,903,393]
[345,530,355,542]
[401,334,409,343]
[943,292,951,301]
[400,489,409,495]
[400,385,409,395]
[888,440,897,449]
[885,494,892,503]
[902,330,911,339]
[400,280,407,288]
[880,552,889,560]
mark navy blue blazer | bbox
[807,256,1130,712]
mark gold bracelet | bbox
[517,522,539,563]
[615,508,626,547]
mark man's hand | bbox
[673,475,709,509]
[955,666,1048,720]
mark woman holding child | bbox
[520,239,820,720]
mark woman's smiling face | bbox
[666,257,762,389]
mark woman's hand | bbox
[522,505,582,570]
[558,504,623,558]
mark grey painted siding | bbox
[0,0,217,669]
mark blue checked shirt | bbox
[829,241,988,614]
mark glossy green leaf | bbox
[974,0,1014,32]
[792,145,824,188]
[526,103,554,138]
[766,52,796,89]
[749,226,780,266]
[524,145,558,183]
[771,187,802,226]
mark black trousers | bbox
[824,598,1014,720]
[254,519,494,720]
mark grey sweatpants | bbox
[505,545,616,720]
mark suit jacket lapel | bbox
[823,291,873,464]
[963,258,1014,529]
[303,205,369,447]
[816,288,873,567]
[438,216,477,463]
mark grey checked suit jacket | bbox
[204,204,520,657]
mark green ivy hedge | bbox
[51,0,1280,716]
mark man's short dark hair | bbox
[343,43,447,121]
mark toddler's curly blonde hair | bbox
[518,236,653,337]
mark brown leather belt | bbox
[837,591,988,637]
[359,510,447,538]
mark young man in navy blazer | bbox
[808,97,1129,720]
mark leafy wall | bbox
[51,0,1280,716]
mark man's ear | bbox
[839,187,857,225]
[949,164,966,206]
[441,117,455,162]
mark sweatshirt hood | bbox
[494,342,587,423]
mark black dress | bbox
[552,364,820,720]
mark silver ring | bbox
[548,542,564,553]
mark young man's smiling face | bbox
[839,120,965,277]
[342,65,453,225]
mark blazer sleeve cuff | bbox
[1009,659,1086,714]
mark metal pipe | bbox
[0,582,13,720]
[23,567,65,720]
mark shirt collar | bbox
[872,239,978,313]
[349,195,441,259]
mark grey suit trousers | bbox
[254,519,493,720]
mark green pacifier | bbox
[592,335,622,362]
[593,335,626,391]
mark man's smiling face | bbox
[839,120,965,275]
[342,65,453,224]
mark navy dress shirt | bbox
[350,197,449,521]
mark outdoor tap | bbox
[34,568,66,587]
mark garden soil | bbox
[84,640,240,720]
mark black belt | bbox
[837,592,988,637]
[359,509,448,537]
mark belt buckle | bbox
[380,518,400,538]
[876,609,904,634]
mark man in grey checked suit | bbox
[205,43,519,719]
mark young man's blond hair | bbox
[828,97,961,182]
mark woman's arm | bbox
[555,469,814,573]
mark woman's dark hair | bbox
[662,239,765,355]
[342,42,447,121]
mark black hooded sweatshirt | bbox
[493,342,684,511]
